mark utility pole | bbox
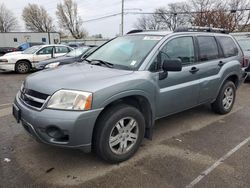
[121,0,124,36]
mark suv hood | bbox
[25,63,133,95]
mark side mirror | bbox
[162,59,182,72]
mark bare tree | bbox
[0,3,18,32]
[22,4,54,32]
[134,2,191,31]
[154,3,192,31]
[56,0,87,39]
[190,0,250,32]
[133,14,160,30]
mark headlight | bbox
[0,59,8,63]
[47,90,92,111]
[45,62,60,69]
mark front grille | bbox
[20,88,50,110]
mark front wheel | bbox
[211,81,236,114]
[93,104,145,163]
[15,61,30,74]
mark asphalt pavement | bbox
[0,71,249,188]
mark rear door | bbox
[193,35,223,103]
[55,46,71,57]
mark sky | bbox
[0,0,182,38]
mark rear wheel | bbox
[15,61,30,74]
[211,81,236,114]
[93,104,145,163]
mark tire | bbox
[211,81,236,114]
[15,61,31,74]
[93,104,145,163]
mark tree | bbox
[56,0,87,39]
[134,2,191,31]
[189,0,250,32]
[133,14,160,30]
[0,3,18,32]
[22,4,54,32]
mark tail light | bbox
[242,57,249,68]
[12,48,16,52]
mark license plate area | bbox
[13,104,21,123]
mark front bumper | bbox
[14,93,103,152]
[0,63,15,71]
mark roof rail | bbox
[174,26,229,34]
[126,29,143,34]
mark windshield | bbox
[86,35,162,69]
[66,47,90,57]
[237,39,250,51]
[22,46,41,54]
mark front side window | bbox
[86,35,162,69]
[150,37,195,72]
[162,37,195,65]
[197,36,219,61]
[37,46,53,55]
[217,36,238,57]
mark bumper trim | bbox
[21,118,92,152]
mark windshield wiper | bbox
[88,59,114,68]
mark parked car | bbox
[233,35,250,79]
[67,42,85,48]
[0,42,44,56]
[35,46,96,70]
[0,47,16,56]
[0,45,73,73]
[13,27,247,163]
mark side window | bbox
[55,46,70,54]
[217,36,238,57]
[162,37,195,65]
[197,36,219,61]
[37,47,53,55]
[150,37,195,72]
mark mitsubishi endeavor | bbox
[13,27,248,163]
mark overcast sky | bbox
[0,0,182,38]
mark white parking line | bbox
[186,136,250,188]
[0,103,12,107]
[0,107,12,118]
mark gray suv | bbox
[13,28,247,163]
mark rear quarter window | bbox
[217,36,238,57]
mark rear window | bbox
[217,36,238,57]
[197,36,219,61]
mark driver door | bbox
[33,46,54,63]
[154,36,200,118]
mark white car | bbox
[0,45,73,73]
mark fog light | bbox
[46,126,64,139]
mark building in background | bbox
[0,32,60,48]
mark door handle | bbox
[218,61,225,67]
[189,67,199,74]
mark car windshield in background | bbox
[237,39,250,51]
[22,46,41,54]
[66,47,90,57]
[86,35,163,69]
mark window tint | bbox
[197,36,219,61]
[162,37,195,65]
[37,47,53,55]
[217,36,238,57]
[55,46,69,54]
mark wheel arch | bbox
[93,93,155,143]
[15,59,32,70]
